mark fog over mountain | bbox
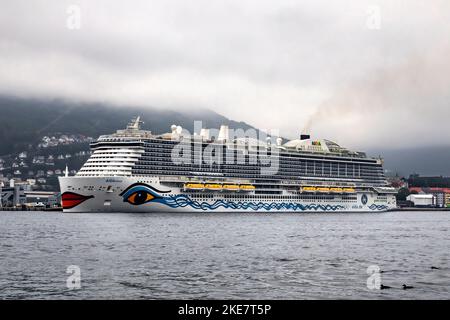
[367,146,450,177]
[1,95,449,176]
[0,95,256,155]
[0,1,449,157]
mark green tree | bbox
[396,187,410,201]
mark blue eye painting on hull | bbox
[119,183,358,211]
[118,183,390,212]
[119,183,170,206]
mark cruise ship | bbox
[58,117,397,213]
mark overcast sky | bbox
[1,0,449,149]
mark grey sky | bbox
[1,0,449,149]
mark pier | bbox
[0,207,62,212]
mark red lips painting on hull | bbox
[61,192,94,209]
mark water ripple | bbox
[0,211,449,299]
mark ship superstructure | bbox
[59,117,397,212]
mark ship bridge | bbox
[76,117,147,177]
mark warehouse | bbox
[406,194,436,208]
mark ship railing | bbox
[158,176,252,184]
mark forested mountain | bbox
[0,95,255,156]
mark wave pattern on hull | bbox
[153,194,346,211]
[369,204,389,211]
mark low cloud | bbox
[0,0,449,149]
[303,46,450,148]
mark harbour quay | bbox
[0,179,61,210]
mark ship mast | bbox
[127,116,143,130]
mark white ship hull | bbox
[59,176,396,213]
